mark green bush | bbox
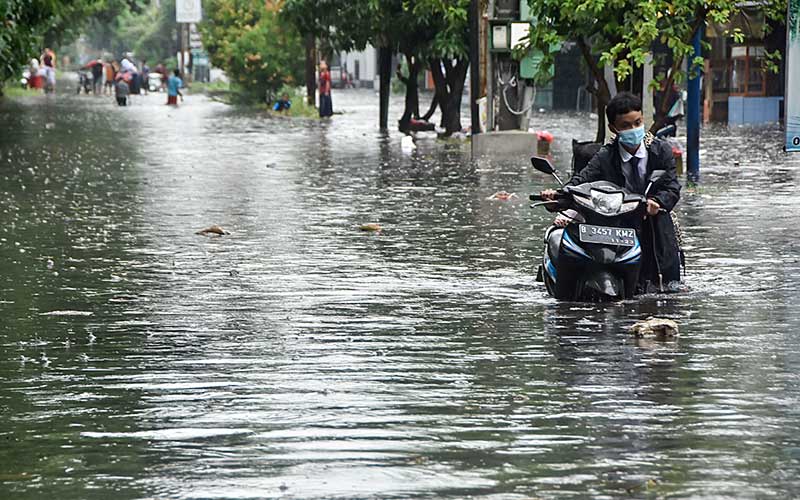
[201,0,304,103]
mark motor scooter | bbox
[77,71,93,94]
[530,156,666,301]
[147,73,162,92]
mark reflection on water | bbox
[1,89,800,499]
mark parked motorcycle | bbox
[147,72,163,92]
[530,156,666,301]
[77,71,93,94]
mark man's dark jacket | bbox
[567,136,682,290]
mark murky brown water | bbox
[2,87,800,499]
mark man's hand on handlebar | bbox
[646,199,661,216]
[553,214,570,227]
[540,189,559,200]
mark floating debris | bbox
[486,191,518,201]
[401,135,416,153]
[39,310,93,317]
[629,317,679,339]
[359,223,382,232]
[196,225,230,236]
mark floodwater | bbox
[1,85,800,500]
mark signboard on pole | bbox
[176,0,202,23]
[786,0,800,152]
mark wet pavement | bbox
[1,87,800,499]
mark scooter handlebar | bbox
[529,192,567,202]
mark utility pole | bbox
[378,47,392,130]
[177,22,183,75]
[642,54,654,127]
[686,28,702,184]
[469,0,481,135]
[178,23,187,76]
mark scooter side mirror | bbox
[531,156,556,175]
[649,170,667,184]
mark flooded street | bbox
[2,88,800,499]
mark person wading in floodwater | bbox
[318,61,333,118]
[104,60,115,96]
[166,69,183,106]
[114,75,129,106]
[273,93,291,112]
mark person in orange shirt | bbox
[104,61,115,95]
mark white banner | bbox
[176,0,202,23]
[787,0,800,152]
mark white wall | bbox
[340,46,377,87]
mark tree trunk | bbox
[399,54,420,133]
[468,0,482,135]
[429,58,469,136]
[650,9,707,132]
[577,37,612,143]
[378,47,392,130]
[421,94,438,121]
[596,89,609,143]
[304,34,316,108]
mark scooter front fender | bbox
[582,270,623,299]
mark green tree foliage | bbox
[131,0,178,65]
[0,0,101,95]
[85,0,177,64]
[200,0,304,102]
[412,0,471,135]
[525,0,784,139]
[282,0,374,52]
[282,0,471,134]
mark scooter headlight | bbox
[619,200,641,214]
[589,190,623,216]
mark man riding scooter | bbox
[540,91,683,294]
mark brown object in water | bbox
[359,223,382,232]
[629,317,679,339]
[196,225,230,236]
[487,191,518,201]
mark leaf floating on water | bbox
[196,225,230,236]
[0,472,36,482]
[359,223,382,232]
[486,191,518,201]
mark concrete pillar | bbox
[642,54,654,127]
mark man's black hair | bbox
[173,69,180,77]
[605,91,642,125]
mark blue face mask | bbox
[617,125,645,148]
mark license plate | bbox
[578,224,635,246]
